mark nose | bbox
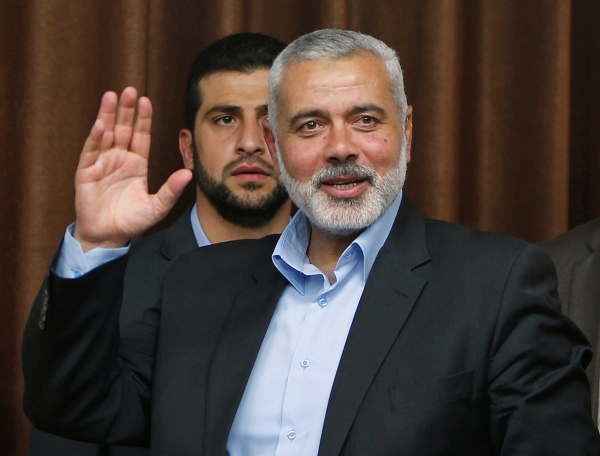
[326,124,358,163]
[236,119,265,155]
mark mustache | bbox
[311,162,378,187]
[222,155,276,176]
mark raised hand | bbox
[73,87,192,252]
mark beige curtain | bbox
[1,1,598,453]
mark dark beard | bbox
[193,145,288,228]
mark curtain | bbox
[1,0,598,453]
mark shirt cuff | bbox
[55,223,130,278]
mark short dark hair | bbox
[184,33,287,132]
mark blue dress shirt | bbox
[227,191,402,455]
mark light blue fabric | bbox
[188,203,210,248]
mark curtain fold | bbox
[570,0,600,227]
[457,1,572,240]
[1,1,598,453]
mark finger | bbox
[77,119,106,170]
[97,91,118,152]
[113,87,138,150]
[150,169,193,221]
[129,96,153,159]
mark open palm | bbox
[74,87,192,252]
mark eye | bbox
[303,120,319,130]
[216,115,234,125]
[353,115,379,130]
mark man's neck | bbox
[307,225,362,284]
[195,193,292,244]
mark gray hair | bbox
[268,29,408,139]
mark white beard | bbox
[277,140,407,236]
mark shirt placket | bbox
[276,276,328,456]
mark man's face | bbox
[182,69,288,228]
[265,53,412,235]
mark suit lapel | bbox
[161,206,200,260]
[203,256,288,456]
[318,198,431,456]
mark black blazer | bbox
[540,218,600,425]
[28,208,197,456]
[23,199,600,455]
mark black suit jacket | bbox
[23,199,600,455]
[540,218,600,425]
[28,208,198,456]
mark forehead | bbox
[198,69,270,108]
[278,53,393,112]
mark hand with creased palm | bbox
[73,87,192,252]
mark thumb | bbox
[151,168,193,221]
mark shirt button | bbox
[318,298,328,308]
[287,430,296,441]
[300,359,310,369]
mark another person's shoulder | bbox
[130,227,169,255]
[538,218,600,296]
[128,208,195,262]
[540,217,600,257]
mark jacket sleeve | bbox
[488,244,600,454]
[22,252,156,447]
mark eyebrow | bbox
[289,109,328,126]
[347,104,386,117]
[255,104,268,115]
[204,104,268,118]
[204,105,241,118]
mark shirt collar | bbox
[272,190,403,294]
[190,203,210,247]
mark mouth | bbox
[320,176,368,197]
[231,165,270,176]
[229,164,273,185]
[329,181,362,189]
[322,176,366,187]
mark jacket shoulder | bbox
[424,218,532,259]
[129,228,168,256]
[165,234,280,277]
[421,218,561,310]
[540,218,600,261]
